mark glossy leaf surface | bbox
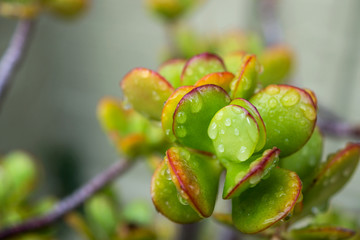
[161,86,194,141]
[151,160,202,223]
[194,72,234,92]
[232,168,301,233]
[173,85,231,153]
[121,68,174,120]
[230,98,266,152]
[208,105,259,162]
[166,147,222,217]
[223,51,247,75]
[223,148,279,199]
[181,53,226,86]
[250,85,317,157]
[280,127,323,190]
[158,59,186,89]
[230,54,260,99]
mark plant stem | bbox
[0,20,36,113]
[0,160,132,239]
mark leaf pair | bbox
[151,147,222,223]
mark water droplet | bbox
[176,126,187,138]
[266,85,280,95]
[300,104,316,121]
[295,112,301,119]
[180,149,191,161]
[249,173,262,185]
[176,111,187,123]
[164,168,172,181]
[234,128,240,136]
[215,110,224,120]
[225,118,231,126]
[279,116,284,122]
[152,90,161,101]
[343,168,351,177]
[208,122,218,140]
[190,93,203,113]
[237,146,248,161]
[218,144,225,153]
[177,192,189,205]
[268,97,277,108]
[165,129,171,136]
[281,90,300,107]
[220,129,225,135]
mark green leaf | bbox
[230,54,260,99]
[194,72,234,92]
[303,143,360,214]
[259,45,293,87]
[158,59,186,89]
[151,160,202,223]
[161,86,194,142]
[230,98,266,152]
[166,147,223,217]
[289,226,356,240]
[121,68,174,120]
[208,105,260,163]
[181,53,226,86]
[280,127,323,190]
[223,51,247,75]
[223,148,279,199]
[250,85,317,157]
[232,168,302,233]
[173,84,231,153]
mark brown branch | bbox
[0,160,132,239]
[0,19,36,113]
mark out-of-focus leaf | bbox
[158,59,186,89]
[289,226,356,240]
[302,143,360,214]
[194,72,234,92]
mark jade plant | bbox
[97,50,360,239]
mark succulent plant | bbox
[101,50,360,238]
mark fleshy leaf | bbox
[158,59,186,89]
[208,105,259,163]
[289,226,356,240]
[161,86,194,142]
[194,72,234,92]
[121,68,174,120]
[181,53,226,86]
[166,147,222,217]
[146,0,200,21]
[151,160,202,223]
[258,45,293,87]
[280,127,323,190]
[230,98,266,152]
[232,168,301,234]
[250,84,317,157]
[230,54,260,100]
[303,143,360,213]
[173,84,231,153]
[223,51,247,75]
[223,148,280,199]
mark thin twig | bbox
[0,160,132,239]
[177,222,202,240]
[0,19,35,113]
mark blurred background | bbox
[1,0,360,238]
